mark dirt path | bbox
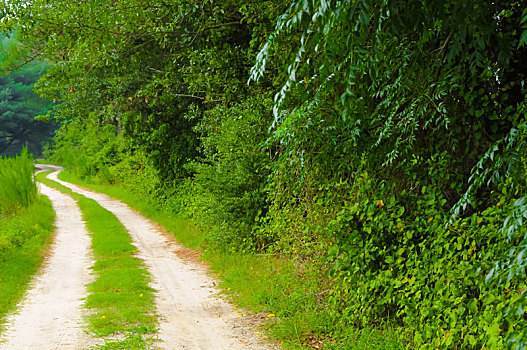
[41,166,275,350]
[0,183,95,349]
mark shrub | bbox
[173,97,273,250]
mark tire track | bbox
[44,168,275,350]
[0,183,95,350]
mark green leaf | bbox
[468,298,478,313]
[519,30,527,48]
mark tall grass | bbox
[0,148,36,216]
[0,164,55,329]
[0,196,55,325]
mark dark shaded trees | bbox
[0,35,54,156]
[0,61,54,156]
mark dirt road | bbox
[0,165,275,349]
[0,183,95,349]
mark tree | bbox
[1,0,283,179]
[0,35,55,156]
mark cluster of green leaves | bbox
[173,96,273,250]
[48,121,160,192]
[325,181,526,348]
[5,0,527,348]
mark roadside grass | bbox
[0,195,55,330]
[56,170,404,349]
[0,151,55,332]
[327,329,402,350]
[0,148,37,216]
[36,171,157,349]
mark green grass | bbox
[327,329,402,350]
[208,253,332,347]
[0,152,55,330]
[0,194,55,330]
[55,170,404,349]
[207,254,402,349]
[0,148,37,216]
[36,172,158,349]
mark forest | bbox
[0,34,55,156]
[1,0,527,349]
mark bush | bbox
[320,180,526,349]
[173,97,273,251]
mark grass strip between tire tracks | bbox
[36,171,158,349]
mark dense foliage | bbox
[3,0,527,348]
